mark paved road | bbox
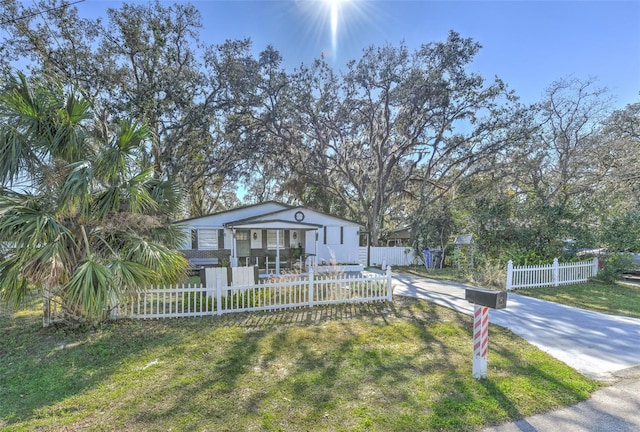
[391,272,640,432]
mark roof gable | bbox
[173,202,363,228]
[173,201,291,226]
[226,206,363,227]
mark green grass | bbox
[1,297,598,431]
[513,280,640,319]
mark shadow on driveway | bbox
[391,272,640,380]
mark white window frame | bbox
[267,229,284,250]
[197,229,218,250]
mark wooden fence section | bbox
[360,247,416,267]
[506,257,599,291]
[113,267,393,319]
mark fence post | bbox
[553,258,559,287]
[592,257,599,278]
[216,273,222,316]
[506,260,513,291]
[387,266,393,301]
[42,287,51,327]
[308,266,315,308]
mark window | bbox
[197,229,218,250]
[267,230,284,249]
[236,231,248,241]
[191,229,198,249]
[324,226,343,245]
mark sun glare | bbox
[323,0,349,56]
[297,0,373,61]
[326,0,340,54]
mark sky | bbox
[74,0,640,110]
[8,0,639,109]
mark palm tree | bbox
[0,73,189,325]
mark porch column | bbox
[231,228,238,267]
[315,229,319,266]
[275,229,281,275]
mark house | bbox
[385,226,414,246]
[174,201,363,274]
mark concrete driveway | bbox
[391,272,640,380]
[391,272,640,431]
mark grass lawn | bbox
[512,280,640,319]
[1,297,598,431]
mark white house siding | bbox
[317,225,361,264]
[176,202,291,250]
[263,208,361,264]
[173,203,363,269]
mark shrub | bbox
[593,254,635,284]
[471,260,506,290]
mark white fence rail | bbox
[506,257,599,291]
[113,267,393,320]
[360,247,416,267]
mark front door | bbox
[236,230,251,258]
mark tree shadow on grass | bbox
[1,298,599,431]
[0,311,224,427]
[95,300,442,430]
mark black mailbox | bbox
[465,287,507,309]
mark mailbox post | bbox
[465,287,507,379]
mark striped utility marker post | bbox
[472,305,489,378]
[465,287,507,379]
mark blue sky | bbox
[77,1,640,108]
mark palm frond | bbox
[0,193,67,249]
[58,160,94,218]
[125,236,189,284]
[116,118,149,156]
[145,176,184,216]
[0,73,94,186]
[63,257,114,322]
[109,259,157,294]
[0,256,34,309]
[92,187,120,220]
[124,167,159,214]
[0,126,40,185]
[94,119,148,185]
[150,223,189,249]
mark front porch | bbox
[176,202,364,277]
[226,220,322,276]
[232,247,316,276]
[181,247,315,275]
[182,225,321,276]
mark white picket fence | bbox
[113,267,393,319]
[360,246,416,267]
[506,257,599,291]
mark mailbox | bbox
[465,287,507,309]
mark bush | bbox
[471,260,506,290]
[593,254,635,284]
[187,291,215,312]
